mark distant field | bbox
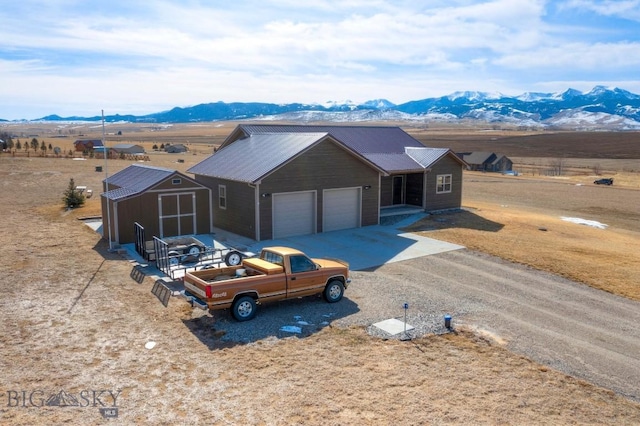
[6,120,640,161]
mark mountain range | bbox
[8,86,640,130]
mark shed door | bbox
[272,191,316,239]
[159,192,196,237]
[323,188,361,232]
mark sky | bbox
[1,0,640,120]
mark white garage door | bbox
[272,191,316,238]
[323,187,361,232]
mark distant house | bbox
[74,139,103,152]
[165,144,188,153]
[458,152,512,172]
[111,144,145,155]
[188,124,468,241]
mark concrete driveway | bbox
[242,213,464,270]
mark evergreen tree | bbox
[62,178,85,209]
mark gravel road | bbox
[201,248,640,403]
[347,250,640,403]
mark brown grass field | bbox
[1,121,640,424]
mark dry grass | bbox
[406,201,640,301]
[2,124,640,424]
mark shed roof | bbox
[102,164,176,201]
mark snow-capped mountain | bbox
[13,86,640,130]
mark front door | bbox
[392,175,404,205]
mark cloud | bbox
[1,0,639,119]
[561,0,640,21]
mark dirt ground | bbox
[1,124,640,424]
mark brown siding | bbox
[194,176,256,240]
[380,176,392,207]
[259,140,379,240]
[425,155,464,211]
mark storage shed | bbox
[101,164,212,245]
[188,124,467,241]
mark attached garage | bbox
[272,191,316,238]
[323,187,361,232]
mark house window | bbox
[172,178,181,185]
[218,185,227,209]
[436,174,452,194]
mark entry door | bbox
[158,193,196,237]
[392,176,404,205]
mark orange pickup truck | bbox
[182,246,350,321]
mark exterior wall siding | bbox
[194,175,256,240]
[259,140,379,240]
[380,176,392,207]
[425,155,464,211]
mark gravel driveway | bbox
[198,248,640,403]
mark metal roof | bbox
[188,133,328,183]
[361,153,424,173]
[188,124,432,177]
[102,164,176,201]
[405,147,452,168]
[235,124,424,154]
[462,151,494,165]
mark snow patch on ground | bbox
[561,217,608,229]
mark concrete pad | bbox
[245,213,465,270]
[373,318,415,335]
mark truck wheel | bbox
[224,250,243,266]
[324,280,344,303]
[232,296,257,321]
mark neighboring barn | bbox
[101,164,212,245]
[165,144,188,153]
[74,139,103,152]
[459,152,512,172]
[111,144,145,155]
[188,124,467,241]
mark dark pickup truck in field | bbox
[182,246,350,321]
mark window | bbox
[289,255,316,273]
[172,178,181,185]
[436,174,452,194]
[218,185,227,209]
[261,251,283,266]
